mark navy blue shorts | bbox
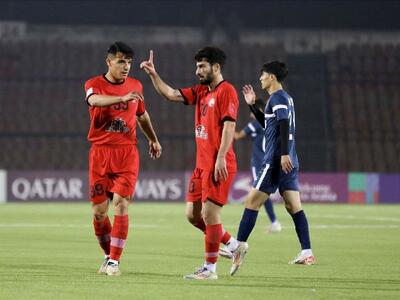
[253,164,299,195]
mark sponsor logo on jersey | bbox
[208,97,215,107]
[195,125,208,140]
[105,118,130,133]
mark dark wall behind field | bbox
[1,0,399,30]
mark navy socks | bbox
[291,210,311,249]
[237,208,259,242]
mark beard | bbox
[198,71,214,85]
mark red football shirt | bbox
[180,80,238,172]
[84,75,146,145]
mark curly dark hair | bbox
[194,46,226,69]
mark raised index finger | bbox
[149,50,153,63]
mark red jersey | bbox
[180,81,238,172]
[84,75,146,145]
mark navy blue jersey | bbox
[243,120,265,171]
[263,89,299,168]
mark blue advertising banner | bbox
[379,174,400,203]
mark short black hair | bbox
[261,61,288,82]
[194,46,226,69]
[107,41,134,59]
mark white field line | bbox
[0,223,399,229]
[318,214,400,223]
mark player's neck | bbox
[208,75,224,91]
[105,72,125,84]
[267,82,283,95]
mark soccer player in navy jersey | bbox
[230,61,315,276]
[234,98,282,234]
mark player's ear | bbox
[106,53,114,68]
[213,63,221,73]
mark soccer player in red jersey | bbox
[84,42,162,276]
[141,47,245,280]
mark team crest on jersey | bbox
[208,98,215,107]
[105,118,130,133]
[195,125,208,139]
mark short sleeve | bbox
[219,84,238,122]
[179,86,198,105]
[84,80,100,103]
[135,81,146,116]
[136,100,146,116]
[270,94,289,121]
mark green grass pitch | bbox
[0,203,399,300]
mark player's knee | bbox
[186,214,199,225]
[202,214,212,224]
[113,197,129,214]
[245,196,262,210]
[290,205,302,215]
[285,202,302,215]
[284,200,293,211]
[202,210,219,224]
[93,211,107,222]
[186,203,202,224]
[116,200,128,209]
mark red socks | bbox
[93,215,129,261]
[221,229,231,244]
[110,215,129,261]
[93,216,112,255]
[193,218,232,246]
[205,224,222,264]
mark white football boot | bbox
[184,266,218,280]
[105,260,121,276]
[230,242,249,276]
[288,250,315,265]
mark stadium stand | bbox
[1,35,399,173]
[0,38,282,171]
[326,43,400,172]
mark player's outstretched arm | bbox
[214,120,236,182]
[140,50,184,103]
[88,92,143,107]
[137,111,162,159]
